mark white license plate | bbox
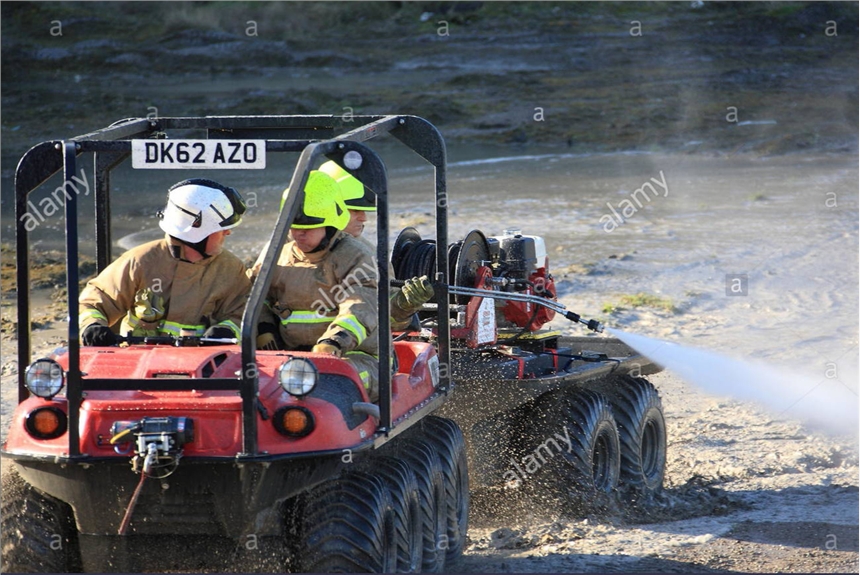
[131,140,266,169]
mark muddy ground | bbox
[2,2,858,574]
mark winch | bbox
[110,416,195,476]
[109,416,195,535]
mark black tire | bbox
[297,469,397,573]
[1,465,82,573]
[521,389,621,512]
[367,457,423,573]
[421,416,469,564]
[592,376,667,497]
[398,436,448,573]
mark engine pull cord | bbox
[117,443,157,535]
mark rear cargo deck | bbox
[439,336,662,432]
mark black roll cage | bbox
[14,115,452,458]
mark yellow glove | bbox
[257,333,278,350]
[312,340,342,357]
[131,288,165,337]
[257,322,279,350]
[134,288,165,322]
[393,275,434,314]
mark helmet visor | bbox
[210,186,246,228]
[164,199,202,228]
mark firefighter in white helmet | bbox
[79,179,251,346]
[319,160,434,328]
[251,170,381,401]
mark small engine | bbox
[392,226,559,335]
[489,229,557,332]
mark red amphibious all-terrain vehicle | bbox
[2,115,664,573]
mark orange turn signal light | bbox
[25,407,67,440]
[273,406,315,438]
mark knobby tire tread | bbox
[421,416,470,564]
[398,433,448,573]
[366,456,423,573]
[1,466,81,573]
[523,388,621,511]
[591,375,667,496]
[299,470,391,573]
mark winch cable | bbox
[117,472,146,535]
[117,443,158,535]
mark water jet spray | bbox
[606,327,858,437]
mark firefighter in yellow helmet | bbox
[79,179,251,345]
[319,160,433,329]
[252,170,381,401]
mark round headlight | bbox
[278,358,318,397]
[24,359,65,399]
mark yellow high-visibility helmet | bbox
[319,160,376,211]
[283,170,350,230]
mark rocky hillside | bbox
[2,1,857,160]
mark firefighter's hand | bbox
[82,324,116,347]
[133,288,165,323]
[256,323,279,350]
[312,339,342,357]
[202,326,236,340]
[257,333,277,350]
[395,276,434,312]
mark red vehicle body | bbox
[3,115,664,573]
[3,116,469,573]
[5,343,439,462]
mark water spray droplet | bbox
[607,328,858,437]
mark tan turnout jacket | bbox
[79,238,251,338]
[251,231,381,398]
[254,232,379,357]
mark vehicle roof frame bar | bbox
[14,114,449,458]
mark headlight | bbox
[278,358,318,397]
[25,359,65,399]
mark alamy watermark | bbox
[19,168,90,231]
[503,425,573,487]
[311,258,379,316]
[725,274,748,296]
[599,170,668,233]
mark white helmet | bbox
[158,179,246,244]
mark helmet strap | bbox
[307,227,339,254]
[169,236,211,260]
[184,237,212,259]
